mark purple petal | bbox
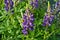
[22,29,28,35]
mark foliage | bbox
[0,0,60,40]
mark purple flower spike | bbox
[22,8,34,35]
[55,0,60,8]
[30,0,38,9]
[43,14,54,26]
[42,1,54,26]
[55,0,60,12]
[4,0,14,12]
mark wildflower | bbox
[43,13,54,26]
[53,0,60,27]
[55,0,60,8]
[4,0,14,11]
[55,0,60,12]
[22,8,34,35]
[30,0,38,8]
[42,1,54,26]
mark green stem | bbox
[43,26,48,40]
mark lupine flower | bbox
[22,8,34,35]
[54,0,60,26]
[55,0,60,12]
[42,1,54,26]
[55,0,60,8]
[30,0,38,8]
[43,13,54,26]
[4,0,14,11]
